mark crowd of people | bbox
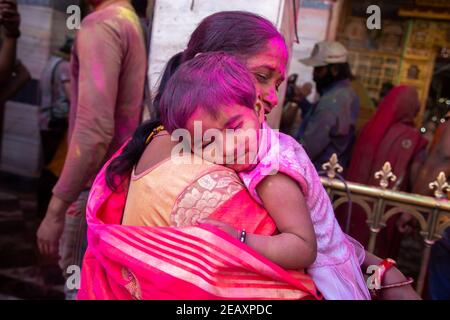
[281,41,450,299]
[1,0,448,300]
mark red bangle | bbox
[378,258,396,284]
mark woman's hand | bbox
[379,267,421,300]
[363,251,421,300]
[198,218,239,240]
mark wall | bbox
[287,0,333,101]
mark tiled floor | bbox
[0,189,64,300]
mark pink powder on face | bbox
[245,37,288,113]
[267,37,288,73]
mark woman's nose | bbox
[257,92,276,112]
[263,89,278,111]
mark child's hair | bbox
[106,11,285,190]
[160,52,256,132]
[106,52,256,190]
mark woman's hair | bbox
[160,52,256,132]
[106,11,284,190]
[106,52,256,190]
[153,11,285,115]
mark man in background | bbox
[37,0,147,299]
[297,41,360,170]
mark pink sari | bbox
[77,147,321,300]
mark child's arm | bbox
[250,173,317,269]
[201,173,317,269]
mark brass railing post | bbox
[416,220,436,295]
[368,162,397,253]
[320,156,450,296]
[367,198,383,253]
[322,154,343,198]
[417,172,450,295]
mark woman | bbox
[343,85,428,259]
[79,11,319,300]
[79,12,419,300]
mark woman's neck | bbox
[135,133,178,175]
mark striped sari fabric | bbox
[77,147,320,300]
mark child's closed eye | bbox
[233,121,244,130]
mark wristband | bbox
[239,229,247,243]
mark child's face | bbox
[185,104,261,172]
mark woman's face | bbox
[245,37,288,117]
[394,87,420,123]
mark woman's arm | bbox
[202,173,317,270]
[362,251,421,300]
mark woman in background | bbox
[344,85,428,259]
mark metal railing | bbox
[320,154,450,295]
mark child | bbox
[238,119,371,300]
[159,52,370,300]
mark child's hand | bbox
[198,218,239,239]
